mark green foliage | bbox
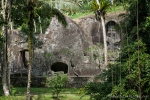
[70,4,124,19]
[122,0,150,53]
[110,1,150,98]
[106,5,124,12]
[36,0,67,28]
[114,0,130,5]
[84,45,150,99]
[0,87,90,100]
[10,86,17,96]
[89,0,111,13]
[12,0,67,34]
[42,0,80,15]
[46,72,68,99]
[84,47,150,99]
[121,40,150,94]
[83,63,122,100]
[84,82,111,100]
[43,0,93,16]
[118,0,150,97]
[37,95,48,100]
[70,11,92,19]
[11,0,28,29]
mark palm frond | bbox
[90,0,99,11]
[39,0,80,14]
[52,8,67,27]
[36,1,67,28]
[99,0,111,12]
[90,0,110,18]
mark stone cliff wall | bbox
[8,12,123,78]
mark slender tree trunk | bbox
[111,0,114,5]
[26,37,33,100]
[100,15,108,66]
[1,0,10,96]
[33,19,36,32]
[26,0,34,100]
[38,16,42,34]
[136,0,142,100]
[2,27,10,96]
[7,0,12,93]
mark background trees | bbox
[84,0,150,99]
[0,0,150,99]
[119,0,150,98]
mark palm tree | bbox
[90,0,110,66]
[26,0,67,100]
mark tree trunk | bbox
[1,0,10,96]
[136,0,142,99]
[38,16,42,34]
[100,15,108,66]
[2,29,10,96]
[26,0,34,100]
[111,0,114,5]
[7,0,12,93]
[26,41,32,100]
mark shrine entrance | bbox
[51,62,68,74]
[106,21,121,51]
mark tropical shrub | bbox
[46,72,68,99]
[83,63,121,100]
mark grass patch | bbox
[0,87,90,100]
[107,5,124,13]
[69,11,93,19]
[68,5,124,19]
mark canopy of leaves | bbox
[12,0,67,34]
[90,0,111,20]
[84,0,150,99]
[41,0,92,15]
[122,0,150,53]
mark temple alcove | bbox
[106,21,121,51]
[51,62,68,74]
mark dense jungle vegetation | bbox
[0,0,150,100]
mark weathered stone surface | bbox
[8,16,100,77]
[73,12,123,48]
[8,12,123,78]
[73,12,122,65]
[74,15,103,45]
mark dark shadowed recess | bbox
[51,62,68,74]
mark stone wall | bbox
[10,76,93,88]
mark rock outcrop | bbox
[8,12,123,77]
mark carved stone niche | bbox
[50,62,68,74]
[106,21,121,51]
